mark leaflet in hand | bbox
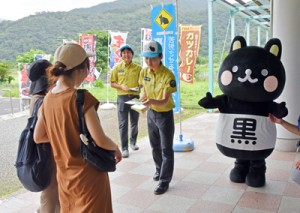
[131,104,148,113]
[125,98,143,105]
[129,87,139,92]
[125,98,147,113]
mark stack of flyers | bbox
[125,98,148,113]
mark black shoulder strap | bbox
[29,97,44,130]
[76,89,87,135]
[32,97,44,117]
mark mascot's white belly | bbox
[216,114,276,151]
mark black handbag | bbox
[15,97,52,192]
[76,89,116,172]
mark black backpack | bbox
[15,97,52,192]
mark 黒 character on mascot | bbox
[199,36,288,187]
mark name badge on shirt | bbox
[144,77,151,81]
[119,69,125,73]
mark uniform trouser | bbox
[117,95,140,151]
[147,109,174,183]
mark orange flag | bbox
[179,25,201,84]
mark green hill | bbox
[0,0,264,61]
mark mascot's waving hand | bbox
[199,36,288,187]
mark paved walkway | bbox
[1,113,300,212]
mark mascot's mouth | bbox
[238,69,258,83]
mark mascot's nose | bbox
[245,69,252,76]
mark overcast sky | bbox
[0,0,116,21]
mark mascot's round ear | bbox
[230,36,247,52]
[264,38,282,59]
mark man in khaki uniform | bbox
[110,44,142,158]
[139,40,177,195]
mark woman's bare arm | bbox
[84,106,118,150]
[34,109,49,143]
[269,114,300,135]
[85,107,122,163]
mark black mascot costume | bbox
[199,36,288,187]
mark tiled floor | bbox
[1,113,300,212]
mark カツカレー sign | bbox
[179,25,201,84]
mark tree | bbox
[16,49,47,64]
[0,61,13,83]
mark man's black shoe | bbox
[154,182,169,195]
[153,172,160,181]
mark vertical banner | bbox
[109,31,128,68]
[18,63,31,110]
[151,3,180,113]
[18,63,31,98]
[179,25,201,84]
[79,34,97,82]
[142,28,152,41]
[141,28,152,68]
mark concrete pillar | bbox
[272,0,300,151]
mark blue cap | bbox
[120,44,134,55]
[141,40,162,58]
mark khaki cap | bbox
[54,43,95,71]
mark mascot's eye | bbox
[232,66,238,73]
[261,69,268,76]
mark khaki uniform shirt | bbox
[110,60,142,95]
[139,64,177,112]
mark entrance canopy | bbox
[207,0,271,96]
[217,0,270,28]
